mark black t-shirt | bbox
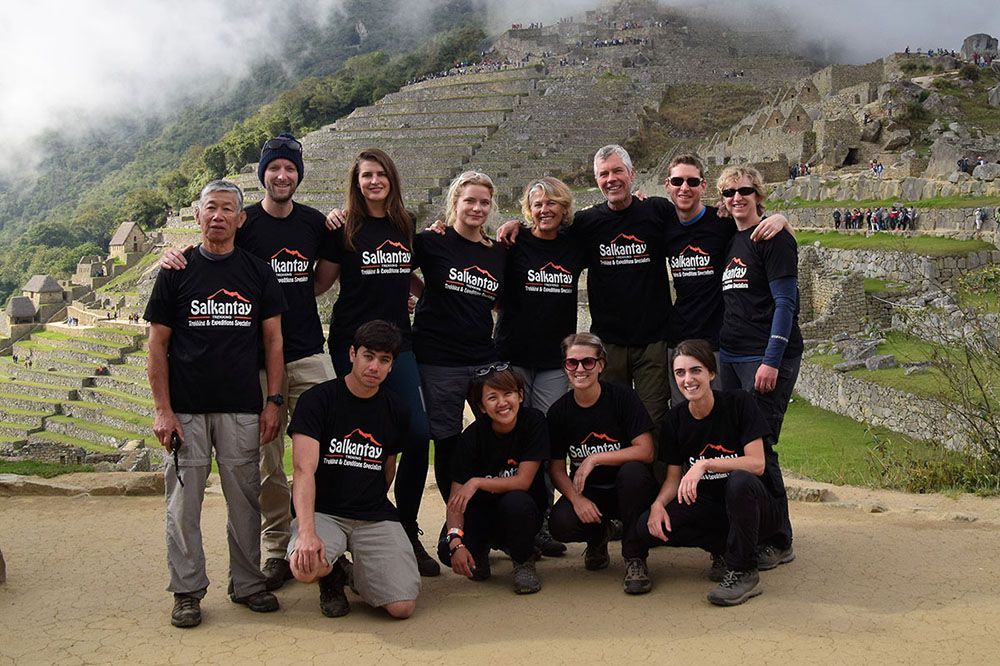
[547,380,654,489]
[144,247,287,413]
[328,215,414,351]
[571,197,674,345]
[720,227,803,359]
[412,227,506,366]
[665,206,737,348]
[495,231,586,368]
[452,407,550,509]
[236,202,336,363]
[660,390,785,500]
[288,378,409,521]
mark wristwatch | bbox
[266,393,284,407]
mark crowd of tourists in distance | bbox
[832,204,916,232]
[147,129,802,629]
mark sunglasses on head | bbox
[721,186,757,198]
[564,356,599,371]
[475,362,510,377]
[261,137,302,154]
[668,176,704,187]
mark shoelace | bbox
[719,570,744,588]
[625,559,645,578]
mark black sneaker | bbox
[470,549,492,581]
[607,518,624,542]
[757,543,795,571]
[170,593,201,628]
[623,557,652,595]
[708,553,727,582]
[512,560,541,594]
[230,589,280,613]
[707,569,762,607]
[535,528,567,558]
[584,523,610,571]
[319,565,350,618]
[262,557,293,591]
[403,522,442,577]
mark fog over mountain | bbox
[1,0,995,144]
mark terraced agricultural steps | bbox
[1,323,158,470]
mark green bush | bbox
[959,63,981,81]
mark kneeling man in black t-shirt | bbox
[286,320,420,619]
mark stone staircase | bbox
[1,323,157,469]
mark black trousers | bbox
[631,470,788,571]
[437,490,541,566]
[548,461,658,560]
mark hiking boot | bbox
[512,560,541,594]
[319,566,350,618]
[707,569,762,607]
[757,543,795,571]
[403,522,441,577]
[607,518,624,542]
[230,589,280,613]
[584,524,610,571]
[535,528,567,558]
[470,549,492,581]
[170,593,201,628]
[623,557,652,595]
[262,557,293,591]
[708,553,727,582]
[336,555,358,595]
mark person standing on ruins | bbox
[146,180,287,628]
[160,134,338,591]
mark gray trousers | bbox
[512,366,569,415]
[165,412,266,599]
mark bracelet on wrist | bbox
[446,527,465,543]
[450,542,466,553]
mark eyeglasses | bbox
[474,362,510,377]
[668,177,704,187]
[261,137,302,154]
[564,356,599,370]
[721,186,757,198]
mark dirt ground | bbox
[1,478,999,665]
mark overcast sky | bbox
[1,0,996,142]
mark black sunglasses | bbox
[475,362,510,377]
[721,186,757,198]
[668,177,704,187]
[261,137,302,154]
[564,356,599,370]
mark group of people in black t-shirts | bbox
[151,136,802,628]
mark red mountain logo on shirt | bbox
[722,256,749,284]
[567,432,623,462]
[599,232,649,265]
[325,427,385,467]
[526,261,574,287]
[270,248,311,282]
[445,264,500,297]
[362,239,412,271]
[189,288,253,319]
[698,443,736,457]
[670,244,713,271]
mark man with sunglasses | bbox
[160,133,338,591]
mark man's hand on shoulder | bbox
[159,246,193,271]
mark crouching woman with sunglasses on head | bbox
[546,333,658,594]
[438,365,549,594]
[630,340,790,606]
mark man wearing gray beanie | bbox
[161,133,338,590]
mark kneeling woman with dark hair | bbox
[630,339,792,606]
[546,333,658,594]
[438,365,549,594]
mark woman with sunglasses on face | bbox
[313,149,439,577]
[411,171,506,504]
[629,339,791,606]
[546,333,659,594]
[437,366,549,594]
[494,177,585,558]
[715,165,800,571]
